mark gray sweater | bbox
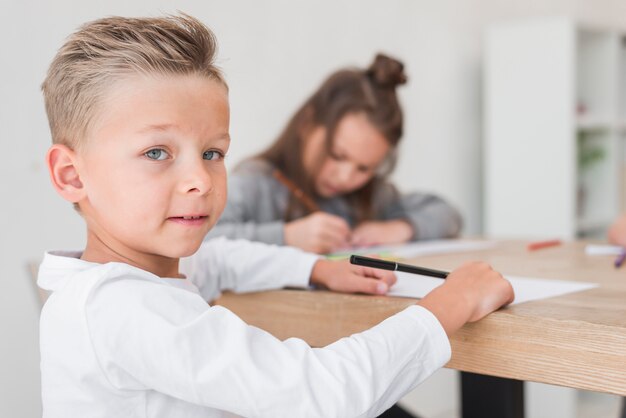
[208,160,462,244]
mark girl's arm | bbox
[375,183,463,240]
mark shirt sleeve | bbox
[374,183,463,240]
[85,276,451,418]
[181,237,319,302]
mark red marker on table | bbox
[527,239,562,251]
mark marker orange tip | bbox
[527,239,562,251]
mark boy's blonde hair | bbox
[42,14,225,149]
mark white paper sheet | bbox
[328,239,498,259]
[585,244,625,256]
[388,272,597,305]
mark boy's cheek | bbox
[213,190,227,219]
[213,174,228,207]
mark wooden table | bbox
[216,240,626,412]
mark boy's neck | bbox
[81,230,183,279]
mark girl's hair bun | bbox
[366,53,407,88]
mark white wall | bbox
[1,1,625,416]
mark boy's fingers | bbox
[348,276,389,295]
[503,279,515,305]
[362,267,397,286]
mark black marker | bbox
[350,255,449,279]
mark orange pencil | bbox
[527,239,562,251]
[272,169,320,213]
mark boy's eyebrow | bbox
[137,124,231,141]
[136,123,180,134]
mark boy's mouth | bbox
[167,215,209,226]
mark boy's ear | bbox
[46,144,85,203]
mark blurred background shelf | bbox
[485,17,626,240]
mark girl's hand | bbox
[608,213,626,247]
[285,212,351,254]
[309,259,397,295]
[350,220,414,247]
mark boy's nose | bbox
[180,162,213,195]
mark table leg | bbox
[460,371,524,418]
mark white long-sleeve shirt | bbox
[38,237,451,418]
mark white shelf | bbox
[576,115,613,131]
[485,18,624,240]
[576,217,611,234]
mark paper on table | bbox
[585,244,624,256]
[328,239,498,260]
[388,272,597,305]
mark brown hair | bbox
[256,53,407,222]
[42,13,225,149]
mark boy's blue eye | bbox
[203,150,222,161]
[145,149,169,160]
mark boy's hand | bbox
[417,261,514,336]
[350,220,414,247]
[309,259,397,295]
[285,212,351,254]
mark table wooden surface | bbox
[215,240,626,396]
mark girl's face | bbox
[303,112,390,198]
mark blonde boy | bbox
[39,14,513,417]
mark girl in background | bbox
[209,54,462,254]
